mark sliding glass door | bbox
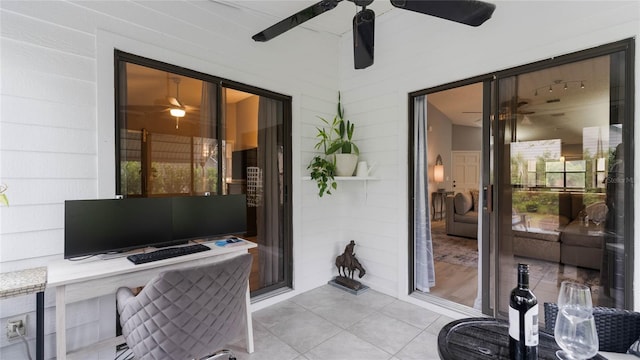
[489,41,634,317]
[115,51,293,297]
[410,39,634,316]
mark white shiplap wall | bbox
[0,1,340,358]
[1,0,639,358]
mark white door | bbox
[451,151,480,194]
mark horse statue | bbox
[335,240,365,279]
[349,257,366,279]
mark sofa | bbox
[445,190,479,239]
[445,190,608,269]
[513,192,607,270]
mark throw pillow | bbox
[454,192,473,215]
[585,202,608,223]
[470,189,479,212]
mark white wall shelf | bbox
[303,176,378,197]
[302,176,377,181]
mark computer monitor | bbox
[171,194,247,241]
[64,197,173,258]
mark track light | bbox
[534,80,586,96]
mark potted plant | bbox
[325,92,359,177]
[307,92,360,196]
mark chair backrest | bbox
[544,302,640,353]
[117,253,252,360]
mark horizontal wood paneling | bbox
[1,0,638,358]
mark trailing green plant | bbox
[307,92,359,196]
[307,156,337,197]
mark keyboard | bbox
[126,244,210,265]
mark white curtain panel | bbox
[414,95,436,291]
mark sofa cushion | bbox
[585,202,608,223]
[512,229,560,242]
[561,221,605,248]
[454,211,478,224]
[454,192,473,215]
[470,189,479,211]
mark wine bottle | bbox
[509,263,539,360]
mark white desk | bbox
[48,240,257,360]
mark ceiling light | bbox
[534,80,586,96]
[170,108,186,118]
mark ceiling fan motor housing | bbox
[353,8,375,69]
[351,0,374,7]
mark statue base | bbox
[328,276,369,295]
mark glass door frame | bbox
[408,38,634,314]
[486,38,635,316]
[114,50,294,298]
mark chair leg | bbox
[201,349,236,360]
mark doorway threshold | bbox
[410,291,484,318]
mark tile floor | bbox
[227,285,456,360]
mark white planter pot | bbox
[334,154,358,176]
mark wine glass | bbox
[554,281,599,360]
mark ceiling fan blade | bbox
[168,97,183,108]
[353,8,375,69]
[390,0,496,27]
[252,0,343,42]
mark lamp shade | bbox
[434,154,444,183]
[434,164,444,183]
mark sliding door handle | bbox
[484,185,493,212]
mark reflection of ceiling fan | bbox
[155,76,197,128]
[252,0,496,69]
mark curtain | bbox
[414,95,435,291]
[200,82,217,140]
[199,82,218,194]
[257,97,283,286]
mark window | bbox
[545,160,586,189]
[115,51,293,296]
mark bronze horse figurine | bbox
[335,240,365,279]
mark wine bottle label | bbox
[509,305,539,346]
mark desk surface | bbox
[48,239,256,287]
[438,318,605,360]
[49,238,257,359]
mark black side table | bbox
[438,317,605,360]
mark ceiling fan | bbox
[154,76,197,128]
[252,0,496,69]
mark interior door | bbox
[452,151,480,194]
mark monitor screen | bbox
[171,194,247,241]
[64,198,173,258]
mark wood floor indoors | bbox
[428,219,613,310]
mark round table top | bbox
[437,317,605,360]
